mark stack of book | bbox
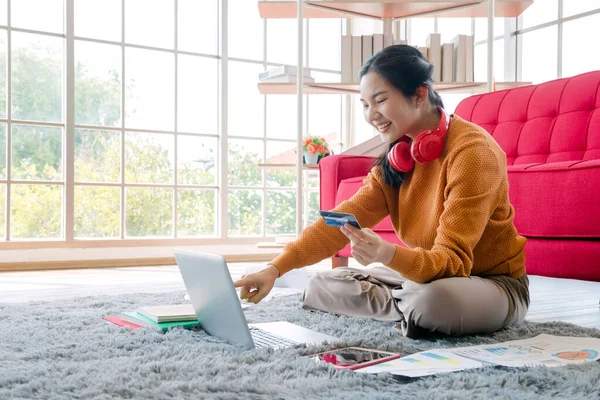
[258,65,314,83]
[103,304,200,333]
[103,303,252,333]
[341,34,406,83]
[418,33,475,83]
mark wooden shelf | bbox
[258,1,534,19]
[257,163,320,169]
[258,81,532,95]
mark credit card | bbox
[319,210,361,229]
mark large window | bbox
[517,0,600,83]
[520,26,558,84]
[0,0,343,244]
[521,0,558,28]
[4,1,66,240]
[562,13,600,78]
[1,0,220,242]
[3,1,598,247]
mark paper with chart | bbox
[449,334,600,368]
[356,349,484,377]
[357,334,600,377]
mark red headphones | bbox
[387,106,450,173]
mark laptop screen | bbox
[174,250,255,348]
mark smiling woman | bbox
[236,43,531,340]
[358,45,445,188]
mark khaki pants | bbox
[302,266,530,338]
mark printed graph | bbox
[401,358,428,365]
[421,352,462,365]
[484,347,509,356]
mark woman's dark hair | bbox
[359,45,444,188]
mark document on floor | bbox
[356,349,484,377]
[356,334,600,377]
[449,333,600,368]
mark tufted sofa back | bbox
[455,71,600,166]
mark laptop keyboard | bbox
[249,327,299,348]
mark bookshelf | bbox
[258,81,532,95]
[258,1,533,19]
[257,1,533,234]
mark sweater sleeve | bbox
[387,143,502,283]
[270,167,390,276]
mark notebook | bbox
[103,315,142,330]
[137,304,197,323]
[138,302,251,323]
[121,311,200,333]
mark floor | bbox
[1,260,599,329]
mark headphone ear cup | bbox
[411,131,445,163]
[410,107,450,164]
[388,141,415,172]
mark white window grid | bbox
[0,0,344,247]
[1,0,598,248]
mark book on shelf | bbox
[426,33,442,82]
[259,65,312,81]
[260,75,315,83]
[465,35,475,82]
[137,304,197,323]
[372,33,384,55]
[351,35,362,84]
[343,33,396,83]
[452,34,468,83]
[361,35,373,65]
[341,35,352,82]
[441,42,454,83]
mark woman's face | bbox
[359,71,422,144]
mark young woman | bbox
[234,45,529,338]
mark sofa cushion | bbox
[335,176,395,232]
[508,159,600,238]
[455,71,600,167]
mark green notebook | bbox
[121,311,200,333]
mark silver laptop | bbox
[174,249,337,349]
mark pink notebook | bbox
[103,316,142,330]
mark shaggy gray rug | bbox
[1,292,600,400]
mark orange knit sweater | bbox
[271,115,527,283]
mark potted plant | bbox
[303,136,330,164]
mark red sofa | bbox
[319,71,600,281]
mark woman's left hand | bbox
[340,224,396,266]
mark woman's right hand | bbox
[233,264,280,304]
